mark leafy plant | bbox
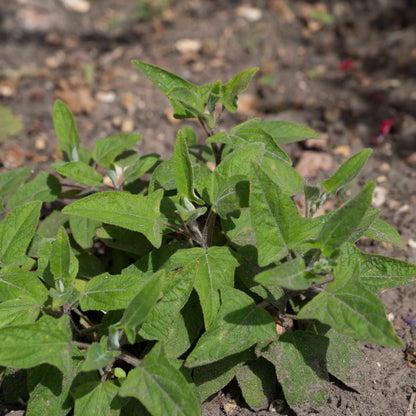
[0,61,415,415]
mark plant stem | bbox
[202,209,217,248]
[117,352,141,367]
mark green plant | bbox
[0,61,415,415]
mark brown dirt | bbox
[1,0,416,415]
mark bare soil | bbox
[1,0,416,415]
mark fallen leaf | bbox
[55,85,97,115]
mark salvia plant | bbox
[0,61,415,415]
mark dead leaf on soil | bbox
[55,82,97,115]
[0,144,25,168]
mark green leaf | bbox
[92,133,143,168]
[150,156,210,194]
[260,156,303,195]
[164,247,239,329]
[0,266,48,303]
[309,323,365,392]
[220,67,258,112]
[164,292,204,359]
[132,60,209,120]
[249,163,305,266]
[54,161,103,187]
[63,190,164,248]
[0,167,32,213]
[168,88,214,127]
[119,342,201,416]
[80,273,148,311]
[347,207,380,243]
[262,332,329,412]
[194,350,255,403]
[123,153,159,184]
[298,263,403,348]
[70,216,100,249]
[174,131,204,204]
[364,218,404,248]
[208,171,249,218]
[342,244,416,292]
[236,358,277,411]
[50,226,78,291]
[186,287,276,367]
[317,182,375,255]
[0,298,41,328]
[0,201,42,265]
[74,381,121,416]
[0,105,23,142]
[207,80,222,115]
[37,210,69,239]
[53,100,81,158]
[222,208,256,247]
[0,315,77,374]
[118,270,165,343]
[322,149,372,194]
[96,225,153,256]
[255,257,313,291]
[208,120,290,163]
[26,359,86,416]
[139,262,198,340]
[6,171,61,209]
[81,337,119,372]
[259,120,321,145]
[215,142,266,178]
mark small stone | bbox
[334,145,351,157]
[376,175,387,183]
[236,5,263,21]
[175,38,202,55]
[295,151,333,179]
[0,144,25,168]
[112,116,123,128]
[237,94,259,116]
[406,152,416,166]
[305,136,327,150]
[61,0,90,13]
[324,106,341,122]
[35,134,47,150]
[372,186,388,207]
[378,162,390,172]
[121,92,135,113]
[0,79,17,97]
[96,91,116,103]
[408,238,416,249]
[121,118,134,133]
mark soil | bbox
[1,0,416,415]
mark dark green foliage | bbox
[0,61,413,415]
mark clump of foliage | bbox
[0,61,415,415]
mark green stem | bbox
[203,209,217,248]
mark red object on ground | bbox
[371,117,396,144]
[338,58,355,71]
